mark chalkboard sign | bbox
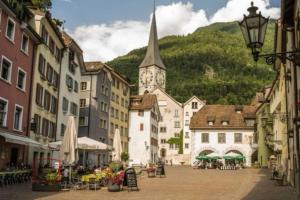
[156,165,166,177]
[124,168,139,191]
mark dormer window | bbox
[207,116,215,126]
[235,105,243,113]
[208,121,214,126]
[222,121,229,126]
[221,116,229,126]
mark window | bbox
[192,102,198,109]
[185,143,189,149]
[13,105,23,131]
[46,63,53,83]
[1,56,12,82]
[125,114,128,122]
[80,82,87,90]
[80,99,86,108]
[138,110,144,116]
[0,98,8,127]
[234,133,243,143]
[121,112,124,121]
[41,25,48,44]
[218,133,226,144]
[121,98,124,107]
[140,123,144,131]
[160,127,166,133]
[34,114,41,134]
[185,120,189,125]
[38,54,46,77]
[222,121,229,126]
[185,112,189,116]
[79,117,88,126]
[115,109,119,119]
[208,121,214,126]
[79,117,89,126]
[48,121,55,138]
[17,68,26,91]
[174,121,180,128]
[74,81,78,93]
[100,119,107,129]
[21,33,29,54]
[36,84,43,106]
[52,70,58,88]
[43,90,51,110]
[70,102,78,115]
[174,109,179,117]
[62,97,69,113]
[6,18,15,41]
[185,132,189,138]
[49,37,55,54]
[42,118,48,136]
[66,75,73,90]
[169,144,174,149]
[116,95,119,104]
[54,46,61,61]
[110,122,114,133]
[50,96,57,114]
[60,124,66,136]
[202,133,209,143]
[110,107,114,117]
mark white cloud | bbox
[69,0,280,62]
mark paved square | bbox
[0,166,297,200]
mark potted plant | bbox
[107,171,125,192]
[147,165,156,178]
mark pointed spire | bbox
[139,4,165,69]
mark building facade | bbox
[56,32,84,141]
[183,96,205,164]
[27,8,65,166]
[0,1,40,169]
[79,62,111,166]
[190,105,257,167]
[128,94,160,165]
[109,69,130,158]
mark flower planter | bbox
[107,183,121,192]
[147,171,156,178]
[32,182,60,192]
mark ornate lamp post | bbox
[239,2,300,64]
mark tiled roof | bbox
[190,105,256,130]
[129,93,157,110]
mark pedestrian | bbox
[170,159,173,166]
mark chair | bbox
[88,178,100,191]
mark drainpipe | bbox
[87,73,92,137]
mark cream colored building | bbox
[27,8,65,165]
[109,68,130,157]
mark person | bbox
[63,167,69,184]
[170,159,173,166]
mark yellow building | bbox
[27,8,65,166]
[109,68,130,158]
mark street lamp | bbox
[239,2,300,64]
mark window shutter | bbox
[86,81,91,90]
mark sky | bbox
[51,0,281,62]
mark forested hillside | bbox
[107,21,276,104]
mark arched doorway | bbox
[225,150,243,155]
[199,150,214,156]
[160,148,166,158]
[251,150,258,164]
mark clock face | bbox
[140,70,153,86]
[155,71,165,87]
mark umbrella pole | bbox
[69,166,72,183]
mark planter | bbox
[108,183,121,192]
[32,182,60,192]
[147,171,156,178]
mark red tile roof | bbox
[129,93,157,110]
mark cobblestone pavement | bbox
[0,166,297,200]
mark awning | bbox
[0,131,43,148]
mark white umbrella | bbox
[48,137,111,150]
[112,128,122,162]
[60,116,78,181]
[225,152,241,157]
[207,152,222,158]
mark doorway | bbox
[10,148,19,166]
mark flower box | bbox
[107,182,121,192]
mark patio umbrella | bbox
[223,152,242,160]
[60,116,78,181]
[49,137,111,150]
[207,152,222,160]
[196,155,209,160]
[112,128,122,162]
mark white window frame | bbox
[0,96,8,127]
[16,67,26,91]
[13,104,23,131]
[5,17,15,42]
[20,33,29,55]
[0,55,12,83]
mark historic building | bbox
[79,61,111,166]
[109,68,130,158]
[27,7,65,166]
[56,32,84,141]
[0,1,41,169]
[183,96,205,164]
[128,93,160,165]
[190,105,257,167]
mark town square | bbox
[0,0,300,199]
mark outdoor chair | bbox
[88,178,100,191]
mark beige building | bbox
[27,8,65,165]
[109,68,131,156]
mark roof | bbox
[190,105,256,130]
[62,31,83,53]
[129,93,158,110]
[84,61,105,72]
[151,87,182,107]
[139,8,165,69]
[184,95,206,106]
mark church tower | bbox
[138,7,166,95]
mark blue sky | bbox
[51,0,281,62]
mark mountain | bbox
[106,21,276,104]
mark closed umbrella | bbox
[112,128,122,162]
[60,116,78,181]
